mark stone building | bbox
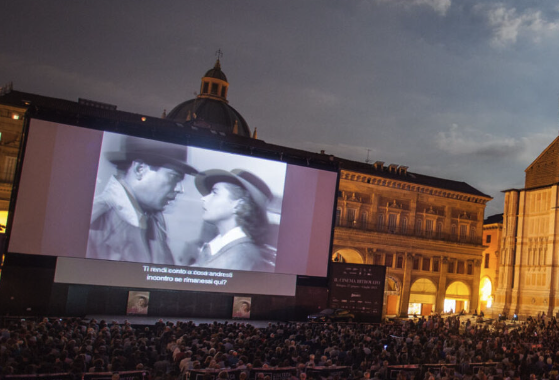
[480,213,503,315]
[495,136,559,318]
[332,159,492,317]
[0,84,25,228]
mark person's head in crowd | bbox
[106,135,197,213]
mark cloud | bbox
[475,4,559,48]
[517,131,559,165]
[373,0,451,16]
[300,87,340,108]
[435,123,558,165]
[411,0,451,16]
[0,52,169,117]
[435,123,519,156]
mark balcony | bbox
[335,219,481,245]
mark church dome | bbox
[166,98,250,136]
[166,58,251,137]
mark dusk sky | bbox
[3,1,559,216]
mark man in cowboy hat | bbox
[86,134,197,265]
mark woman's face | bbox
[202,182,240,225]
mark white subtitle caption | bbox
[142,265,233,286]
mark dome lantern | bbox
[199,58,229,102]
[165,55,252,137]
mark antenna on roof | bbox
[365,149,372,164]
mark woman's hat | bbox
[105,135,197,175]
[195,169,272,211]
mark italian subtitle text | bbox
[142,265,233,286]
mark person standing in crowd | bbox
[87,135,197,264]
[190,168,276,271]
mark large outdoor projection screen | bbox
[8,119,338,296]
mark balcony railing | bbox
[336,219,481,245]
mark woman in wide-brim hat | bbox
[191,168,275,272]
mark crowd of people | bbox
[1,313,558,380]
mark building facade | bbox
[333,161,492,317]
[495,136,559,319]
[480,214,503,315]
[0,84,25,228]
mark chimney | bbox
[388,164,399,173]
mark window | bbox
[413,258,420,270]
[401,217,408,234]
[436,222,443,238]
[467,263,473,275]
[448,261,455,273]
[433,259,440,272]
[221,87,227,98]
[361,212,368,229]
[470,227,477,241]
[2,156,17,182]
[388,214,397,232]
[415,219,423,235]
[460,225,468,240]
[335,208,341,226]
[485,253,490,269]
[457,261,465,274]
[396,256,404,269]
[486,235,492,244]
[211,83,219,95]
[385,254,393,268]
[422,258,430,271]
[348,209,356,225]
[202,82,209,93]
[425,220,434,237]
[377,214,385,231]
[451,224,457,236]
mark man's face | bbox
[134,164,184,212]
[201,182,240,224]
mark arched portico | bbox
[408,278,437,316]
[331,248,364,263]
[445,281,471,313]
[385,276,401,316]
[479,276,492,313]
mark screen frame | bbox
[5,110,340,294]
